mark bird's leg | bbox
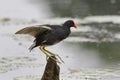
[39,45,64,63]
[43,48,64,63]
[40,45,54,57]
[39,45,60,63]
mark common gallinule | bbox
[15,20,77,63]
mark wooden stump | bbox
[41,56,60,80]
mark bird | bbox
[15,20,77,63]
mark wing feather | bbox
[15,25,52,38]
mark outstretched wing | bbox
[15,25,52,38]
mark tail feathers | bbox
[29,43,36,52]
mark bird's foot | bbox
[54,54,64,63]
[46,54,64,64]
[40,46,64,63]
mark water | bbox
[0,0,120,80]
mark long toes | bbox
[54,54,64,63]
[45,53,64,63]
[48,56,61,63]
[51,54,64,63]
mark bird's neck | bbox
[62,24,71,30]
[62,25,71,36]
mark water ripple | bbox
[0,56,41,73]
[14,68,120,80]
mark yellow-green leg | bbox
[39,45,64,63]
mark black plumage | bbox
[16,20,77,50]
[15,20,77,62]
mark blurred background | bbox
[0,0,120,80]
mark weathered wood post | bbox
[41,56,60,80]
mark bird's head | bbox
[63,20,77,28]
